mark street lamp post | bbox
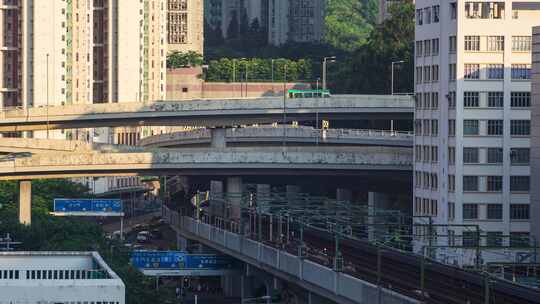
[271,59,275,95]
[320,57,336,145]
[201,64,209,99]
[232,59,237,97]
[391,60,405,95]
[322,56,336,91]
[46,53,50,139]
[282,65,288,150]
[244,60,249,97]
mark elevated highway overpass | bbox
[139,126,413,148]
[0,146,412,181]
[0,95,413,132]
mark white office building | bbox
[414,0,540,266]
[0,251,125,304]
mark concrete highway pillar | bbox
[240,275,254,300]
[19,181,32,225]
[210,180,224,218]
[256,184,271,212]
[336,188,352,202]
[226,177,243,220]
[368,192,376,242]
[176,232,188,251]
[286,185,301,202]
[210,128,227,148]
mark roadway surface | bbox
[139,126,414,148]
[0,95,413,132]
[0,146,412,180]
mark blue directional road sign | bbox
[53,199,123,215]
[184,254,235,270]
[131,251,186,269]
[131,251,234,270]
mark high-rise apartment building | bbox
[168,0,203,55]
[414,0,538,266]
[530,26,540,249]
[204,0,324,46]
[0,0,203,110]
[269,0,325,45]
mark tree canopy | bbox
[0,180,177,304]
[324,0,378,51]
[166,51,204,68]
[332,1,415,94]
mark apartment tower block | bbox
[414,0,539,265]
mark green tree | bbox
[0,180,177,304]
[334,1,414,94]
[324,0,378,51]
[166,51,203,68]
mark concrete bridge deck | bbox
[0,95,413,132]
[139,126,414,148]
[0,146,412,181]
[163,207,420,304]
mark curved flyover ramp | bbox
[139,126,413,148]
[0,146,412,181]
[0,95,413,132]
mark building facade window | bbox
[463,176,479,191]
[416,41,423,57]
[487,36,504,51]
[487,64,504,79]
[464,35,481,51]
[449,64,456,81]
[510,92,531,108]
[463,147,479,163]
[450,2,457,19]
[512,36,531,52]
[511,64,531,80]
[488,92,504,107]
[487,148,503,164]
[448,91,456,108]
[464,92,480,107]
[424,7,432,24]
[510,120,530,136]
[510,148,529,165]
[433,5,440,22]
[463,204,478,219]
[449,36,457,53]
[448,175,455,192]
[510,204,530,220]
[487,120,504,135]
[465,2,505,19]
[487,204,503,220]
[510,176,530,192]
[432,65,439,82]
[432,38,439,55]
[464,64,480,79]
[464,120,479,135]
[448,147,456,164]
[487,176,503,192]
[416,9,423,25]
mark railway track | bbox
[246,214,540,304]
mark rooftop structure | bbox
[0,251,125,304]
